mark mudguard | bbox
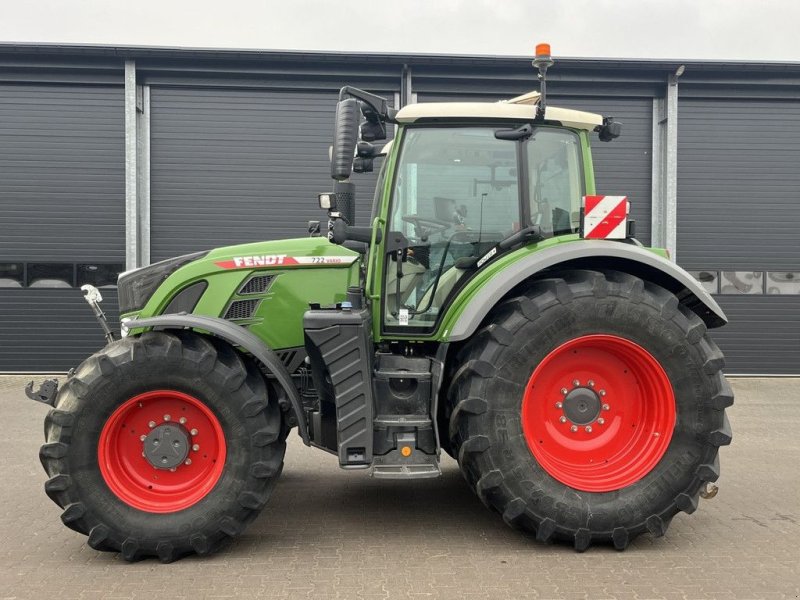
[448,240,727,342]
[124,313,309,444]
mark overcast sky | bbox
[1,0,798,62]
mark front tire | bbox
[447,270,733,550]
[39,330,286,562]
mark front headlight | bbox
[118,251,208,314]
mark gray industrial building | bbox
[0,44,798,374]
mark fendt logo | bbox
[215,255,292,269]
[233,255,288,267]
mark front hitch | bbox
[25,379,58,406]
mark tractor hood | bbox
[123,236,362,350]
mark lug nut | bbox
[570,425,578,432]
[148,421,156,428]
[654,432,660,438]
[192,444,200,451]
[185,458,192,466]
[179,417,187,424]
[169,467,177,472]
[572,380,580,387]
[140,434,146,442]
[588,380,595,387]
[597,418,605,425]
[555,401,563,409]
[559,416,567,423]
[585,425,592,433]
[190,428,198,436]
[163,414,171,421]
[602,403,610,411]
[561,388,568,395]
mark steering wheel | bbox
[401,215,451,239]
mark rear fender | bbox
[447,240,727,342]
[124,313,309,444]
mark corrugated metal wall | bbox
[149,87,391,262]
[1,52,798,374]
[677,98,800,373]
[0,84,124,371]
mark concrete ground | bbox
[1,375,798,600]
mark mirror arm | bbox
[338,86,398,123]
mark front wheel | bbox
[447,270,733,551]
[39,330,286,562]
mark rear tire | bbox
[39,330,286,562]
[447,270,733,550]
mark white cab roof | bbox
[395,90,603,131]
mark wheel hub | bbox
[143,423,190,469]
[521,335,676,492]
[562,387,600,425]
[98,389,226,513]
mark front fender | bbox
[124,313,308,444]
[446,240,727,342]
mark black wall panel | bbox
[0,84,124,371]
[678,99,800,374]
[0,84,125,261]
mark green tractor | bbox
[30,46,732,561]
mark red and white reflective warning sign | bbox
[581,195,629,239]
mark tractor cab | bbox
[321,66,618,336]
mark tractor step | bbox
[371,462,441,479]
[370,432,441,479]
[373,415,432,427]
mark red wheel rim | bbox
[98,390,226,512]
[521,335,675,493]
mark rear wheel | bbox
[447,270,733,550]
[40,330,286,562]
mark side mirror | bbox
[598,117,622,142]
[331,98,361,180]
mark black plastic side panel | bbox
[163,280,207,314]
[303,308,374,467]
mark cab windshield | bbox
[384,125,583,330]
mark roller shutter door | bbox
[150,88,392,261]
[677,98,800,374]
[0,84,124,371]
[415,93,653,245]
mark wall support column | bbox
[651,71,680,259]
[124,61,151,269]
[124,61,139,270]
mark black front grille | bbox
[223,299,260,320]
[239,274,275,295]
